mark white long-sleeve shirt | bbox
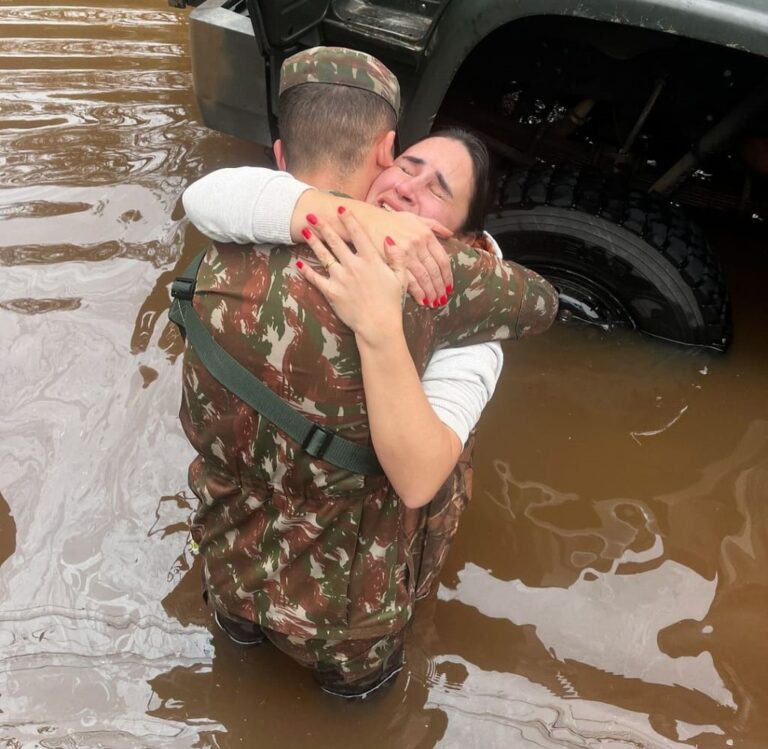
[182,167,503,446]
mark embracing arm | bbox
[433,242,560,346]
[181,167,311,244]
[361,253,555,505]
[297,212,558,506]
[298,213,465,507]
[182,166,452,303]
[356,329,463,508]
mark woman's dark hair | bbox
[423,128,491,235]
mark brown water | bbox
[2,3,768,747]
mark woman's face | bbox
[366,136,474,233]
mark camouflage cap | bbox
[279,46,400,117]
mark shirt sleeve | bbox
[420,232,506,446]
[182,167,311,244]
[421,342,503,446]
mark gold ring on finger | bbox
[324,258,338,271]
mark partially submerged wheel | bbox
[487,166,732,350]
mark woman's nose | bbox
[395,179,416,204]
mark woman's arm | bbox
[182,167,311,244]
[292,194,452,305]
[182,166,452,304]
[356,327,463,508]
[297,212,464,508]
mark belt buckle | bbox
[171,276,197,301]
[302,424,334,460]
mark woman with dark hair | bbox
[426,128,492,234]
[362,128,492,240]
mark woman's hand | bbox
[350,205,454,307]
[297,209,407,348]
[292,192,453,306]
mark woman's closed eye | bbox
[429,182,447,200]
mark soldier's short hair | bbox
[278,47,399,176]
[279,85,396,176]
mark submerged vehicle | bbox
[171,0,768,351]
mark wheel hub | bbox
[528,264,636,331]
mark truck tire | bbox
[487,165,731,350]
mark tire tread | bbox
[497,166,731,349]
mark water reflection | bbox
[0,297,81,314]
[435,318,768,747]
[0,6,179,27]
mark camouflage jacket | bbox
[180,238,557,640]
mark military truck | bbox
[171,0,768,351]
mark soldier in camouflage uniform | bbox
[179,46,559,697]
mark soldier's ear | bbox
[274,139,287,171]
[375,130,396,169]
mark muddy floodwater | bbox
[2,3,768,748]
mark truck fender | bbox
[401,0,768,144]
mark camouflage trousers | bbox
[206,593,404,695]
[204,433,474,695]
[262,626,405,695]
[405,431,476,599]
[260,433,473,693]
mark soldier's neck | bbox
[291,168,368,201]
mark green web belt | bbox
[169,250,383,476]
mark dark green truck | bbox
[171,0,768,351]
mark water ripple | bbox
[0,69,190,94]
[0,297,82,314]
[1,6,179,27]
[0,38,184,59]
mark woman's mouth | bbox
[378,198,400,212]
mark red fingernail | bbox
[440,295,447,305]
[301,227,312,240]
[446,284,453,294]
[337,206,346,215]
[432,299,439,308]
[306,214,318,225]
[297,260,304,269]
[385,236,395,246]
[422,298,429,306]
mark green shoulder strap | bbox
[169,251,383,476]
